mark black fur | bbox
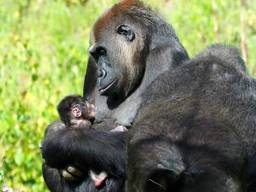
[42,126,127,192]
[42,1,256,191]
[127,45,256,192]
[57,95,86,126]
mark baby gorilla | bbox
[57,95,95,129]
[57,95,127,132]
[57,95,109,188]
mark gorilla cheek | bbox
[97,57,118,95]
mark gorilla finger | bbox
[67,166,83,177]
[61,170,76,181]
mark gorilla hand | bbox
[42,126,126,187]
[61,166,83,181]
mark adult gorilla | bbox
[42,0,256,191]
[42,0,188,191]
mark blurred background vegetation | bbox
[0,0,255,191]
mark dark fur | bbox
[127,45,256,192]
[57,95,84,121]
[42,0,256,191]
[57,95,93,127]
[42,95,126,192]
[42,124,127,192]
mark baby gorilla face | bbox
[57,95,96,129]
[69,101,95,128]
[71,102,95,120]
[71,104,83,118]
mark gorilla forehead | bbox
[92,0,144,41]
[92,0,178,44]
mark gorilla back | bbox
[128,45,256,192]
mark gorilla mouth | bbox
[99,79,117,95]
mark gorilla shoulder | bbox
[195,44,246,73]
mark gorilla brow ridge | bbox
[93,0,144,39]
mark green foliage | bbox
[0,0,255,191]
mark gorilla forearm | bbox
[42,127,126,177]
[42,108,127,192]
[42,163,67,192]
[43,163,114,192]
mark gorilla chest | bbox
[95,93,143,127]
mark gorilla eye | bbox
[117,25,135,42]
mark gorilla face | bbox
[89,16,147,99]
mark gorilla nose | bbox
[89,45,107,59]
[98,68,107,79]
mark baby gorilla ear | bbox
[71,104,82,118]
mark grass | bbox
[0,0,256,191]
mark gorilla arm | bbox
[42,123,127,192]
[42,128,126,178]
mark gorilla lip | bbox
[99,79,117,95]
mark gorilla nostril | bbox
[96,47,107,57]
[98,68,107,78]
[89,46,107,59]
[98,47,106,56]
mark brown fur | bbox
[93,0,143,41]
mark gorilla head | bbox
[89,0,147,99]
[89,12,145,98]
[86,0,188,106]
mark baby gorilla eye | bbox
[117,24,135,41]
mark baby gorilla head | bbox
[57,95,95,128]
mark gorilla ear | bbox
[117,24,135,42]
